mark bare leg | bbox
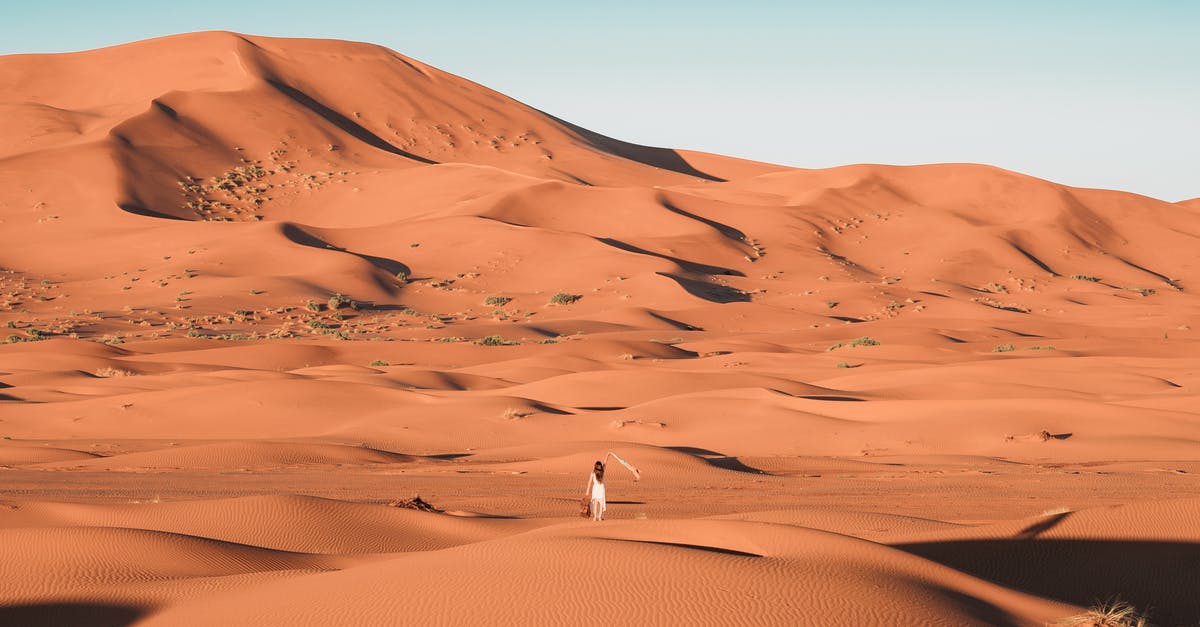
[591,499,602,521]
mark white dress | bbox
[587,474,606,514]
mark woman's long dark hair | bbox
[593,460,605,482]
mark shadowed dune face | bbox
[0,31,1198,626]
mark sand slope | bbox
[1,31,1197,626]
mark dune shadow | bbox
[0,602,144,627]
[665,446,769,475]
[539,112,725,182]
[656,273,750,304]
[657,196,746,242]
[266,79,436,164]
[894,539,1200,625]
[280,223,409,292]
[606,538,762,558]
[598,238,743,277]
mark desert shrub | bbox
[395,271,408,284]
[328,293,354,310]
[993,344,1016,352]
[829,336,880,351]
[306,300,322,313]
[370,359,389,367]
[836,362,851,368]
[307,320,329,329]
[475,335,518,346]
[1071,274,1100,282]
[1027,345,1056,350]
[485,296,512,307]
[95,367,135,377]
[1054,598,1149,626]
[549,292,581,305]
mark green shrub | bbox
[549,292,581,305]
[306,300,322,313]
[370,359,389,367]
[1026,345,1056,351]
[475,335,518,346]
[827,337,880,351]
[1071,274,1100,282]
[993,343,1016,352]
[485,296,512,307]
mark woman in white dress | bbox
[586,460,606,521]
[584,452,641,522]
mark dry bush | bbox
[1055,598,1151,627]
[95,367,136,377]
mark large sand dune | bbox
[1,31,1198,626]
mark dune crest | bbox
[1,32,1197,626]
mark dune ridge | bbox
[1,32,1198,626]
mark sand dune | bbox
[1,31,1197,626]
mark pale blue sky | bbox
[3,1,1197,200]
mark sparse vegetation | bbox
[485,296,511,307]
[836,361,852,368]
[828,337,880,351]
[395,271,408,284]
[1072,274,1101,282]
[328,293,356,310]
[1054,598,1149,627]
[1027,345,1056,351]
[502,407,532,420]
[306,300,322,313]
[369,359,389,367]
[993,343,1016,352]
[549,292,581,305]
[94,367,135,377]
[475,335,519,346]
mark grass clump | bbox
[1054,598,1149,626]
[484,296,512,307]
[328,293,357,310]
[548,292,581,305]
[993,343,1016,352]
[369,359,389,367]
[475,335,519,346]
[306,300,322,313]
[1027,345,1056,351]
[828,337,880,351]
[95,367,136,377]
[1071,274,1101,282]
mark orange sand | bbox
[1,32,1198,626]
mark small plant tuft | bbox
[485,296,512,307]
[993,343,1016,352]
[1071,274,1101,282]
[549,292,581,305]
[369,359,389,367]
[1054,597,1149,627]
[475,335,519,346]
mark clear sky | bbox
[3,1,1197,200]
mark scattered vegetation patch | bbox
[828,337,880,351]
[484,296,512,307]
[993,343,1016,352]
[1027,345,1056,351]
[549,292,581,305]
[369,359,389,367]
[1054,598,1149,626]
[95,367,136,377]
[388,495,443,513]
[1126,286,1155,297]
[502,407,532,420]
[1071,274,1101,282]
[328,293,357,310]
[475,335,519,346]
[306,300,323,313]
